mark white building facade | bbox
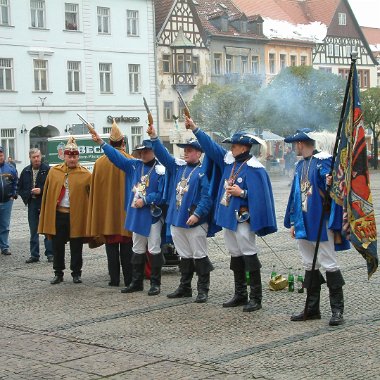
[0,0,156,168]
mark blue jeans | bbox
[0,199,13,252]
[28,199,53,258]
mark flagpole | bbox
[303,53,357,320]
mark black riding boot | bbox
[120,253,145,293]
[291,270,325,321]
[326,270,345,326]
[243,255,263,312]
[148,253,165,296]
[105,243,120,286]
[223,256,248,307]
[194,256,214,303]
[167,258,194,298]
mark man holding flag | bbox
[284,129,350,326]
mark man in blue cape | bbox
[186,118,277,313]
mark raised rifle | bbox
[77,113,95,134]
[143,97,153,126]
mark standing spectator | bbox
[0,146,18,255]
[87,122,134,287]
[18,148,53,263]
[186,118,277,312]
[7,156,16,169]
[38,137,91,284]
[147,124,214,303]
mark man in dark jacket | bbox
[0,145,18,256]
[18,148,53,263]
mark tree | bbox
[189,77,262,138]
[255,66,346,136]
[361,87,380,169]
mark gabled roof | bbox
[194,0,267,40]
[233,0,339,25]
[154,0,175,37]
[362,27,380,46]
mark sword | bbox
[143,97,153,126]
[176,90,191,119]
[77,113,95,134]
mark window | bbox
[164,101,173,121]
[214,53,221,75]
[0,0,10,25]
[338,12,346,26]
[192,56,199,75]
[30,0,45,28]
[290,55,296,66]
[131,126,142,148]
[241,21,247,33]
[280,54,286,70]
[175,54,192,74]
[103,126,112,134]
[97,7,110,34]
[65,3,78,30]
[99,63,112,93]
[0,128,16,158]
[241,56,248,74]
[328,44,334,56]
[67,61,81,92]
[127,10,139,36]
[0,58,13,91]
[358,69,370,88]
[334,44,340,56]
[251,55,259,74]
[128,64,140,93]
[269,53,275,74]
[300,56,307,66]
[162,54,171,73]
[338,68,350,81]
[319,67,332,73]
[345,45,352,57]
[226,55,232,74]
[33,59,48,91]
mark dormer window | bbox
[221,17,228,32]
[338,12,346,26]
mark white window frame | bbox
[0,128,16,158]
[67,61,81,92]
[214,53,221,75]
[192,56,199,75]
[33,59,48,91]
[164,101,173,121]
[131,126,142,148]
[290,54,297,66]
[162,54,171,73]
[0,0,10,26]
[127,9,139,37]
[99,62,112,93]
[97,6,110,34]
[226,55,233,74]
[65,3,79,31]
[241,56,248,74]
[0,58,13,91]
[251,55,259,74]
[279,54,286,70]
[338,12,346,26]
[128,64,140,94]
[269,53,276,74]
[30,0,45,28]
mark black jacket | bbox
[18,162,50,207]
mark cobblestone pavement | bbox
[1,171,379,379]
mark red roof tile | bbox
[362,27,380,45]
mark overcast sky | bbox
[348,0,380,28]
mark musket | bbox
[77,113,95,134]
[176,90,191,119]
[143,97,153,126]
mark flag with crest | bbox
[330,63,378,278]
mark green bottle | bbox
[297,268,304,293]
[246,271,250,285]
[288,267,294,292]
[270,264,277,279]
